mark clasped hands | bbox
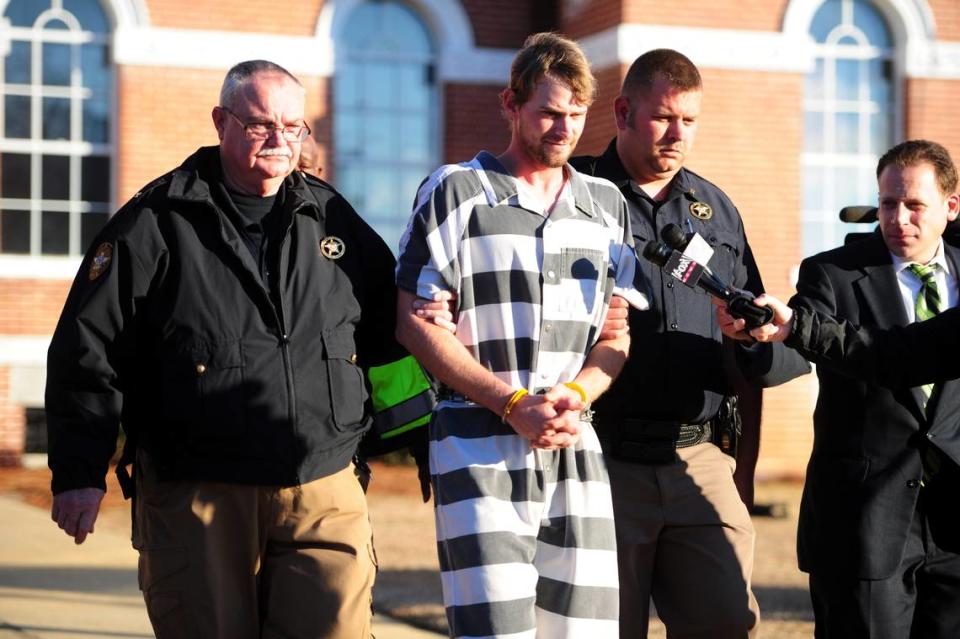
[413,292,632,449]
[502,384,585,449]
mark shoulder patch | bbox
[88,242,113,281]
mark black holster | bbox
[714,395,742,459]
[115,434,137,500]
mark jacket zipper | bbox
[208,196,301,443]
[276,201,312,453]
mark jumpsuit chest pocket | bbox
[556,247,607,318]
[321,328,368,430]
[158,339,246,441]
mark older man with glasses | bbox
[44,59,433,639]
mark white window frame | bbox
[800,0,899,257]
[332,0,441,253]
[0,0,115,258]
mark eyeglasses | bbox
[220,107,311,142]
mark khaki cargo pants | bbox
[133,452,376,639]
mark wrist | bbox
[501,388,529,423]
[785,308,797,338]
[563,381,588,404]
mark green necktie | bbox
[910,263,941,400]
[911,263,942,324]
[909,263,943,485]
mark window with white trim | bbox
[802,0,895,256]
[0,0,113,256]
[334,0,438,253]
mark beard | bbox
[518,123,578,169]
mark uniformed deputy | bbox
[44,60,432,639]
[570,49,810,638]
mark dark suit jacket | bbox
[791,235,960,579]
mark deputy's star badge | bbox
[88,242,113,281]
[689,201,713,220]
[319,236,345,260]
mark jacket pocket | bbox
[322,328,368,431]
[813,455,871,483]
[159,339,246,445]
[705,230,742,286]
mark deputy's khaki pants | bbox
[609,442,759,639]
[132,452,375,639]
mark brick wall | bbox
[115,66,223,202]
[561,0,624,41]
[928,0,960,40]
[306,76,334,179]
[0,368,25,466]
[460,0,539,48]
[905,78,960,160]
[443,83,510,163]
[578,64,625,156]
[0,279,72,335]
[623,0,788,31]
[144,0,322,35]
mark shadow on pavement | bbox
[754,585,815,620]
[374,568,446,635]
[0,623,152,638]
[0,567,139,597]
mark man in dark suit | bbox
[784,139,960,638]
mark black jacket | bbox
[791,235,960,578]
[46,147,404,493]
[788,304,960,387]
[571,140,809,427]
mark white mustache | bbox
[257,149,292,157]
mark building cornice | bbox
[580,22,960,79]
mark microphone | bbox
[661,223,714,266]
[839,206,878,224]
[661,223,688,250]
[642,240,774,329]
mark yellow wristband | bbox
[564,381,588,404]
[501,388,529,423]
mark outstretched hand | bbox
[748,294,795,343]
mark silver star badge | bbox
[319,236,345,260]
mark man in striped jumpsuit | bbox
[396,33,646,638]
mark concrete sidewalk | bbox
[0,494,439,638]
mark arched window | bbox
[0,0,113,256]
[802,0,895,256]
[334,0,438,253]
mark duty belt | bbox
[603,416,716,464]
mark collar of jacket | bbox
[595,137,692,204]
[164,146,322,220]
